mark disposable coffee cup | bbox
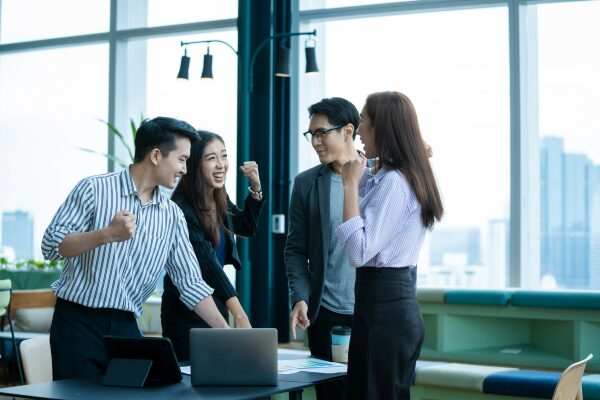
[330,325,351,363]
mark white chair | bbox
[552,354,593,400]
[0,279,24,385]
[19,335,52,384]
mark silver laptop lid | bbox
[190,328,278,386]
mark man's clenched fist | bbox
[106,210,136,242]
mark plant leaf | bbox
[98,118,134,162]
[77,147,129,169]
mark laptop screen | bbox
[190,328,278,386]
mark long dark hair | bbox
[172,130,229,247]
[364,91,443,228]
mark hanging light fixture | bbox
[177,48,190,80]
[304,36,319,75]
[176,40,237,81]
[177,30,319,92]
[201,47,214,79]
[274,45,291,77]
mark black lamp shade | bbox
[201,50,213,79]
[305,46,319,74]
[275,47,291,77]
[177,54,190,79]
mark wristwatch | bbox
[248,186,263,201]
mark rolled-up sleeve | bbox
[165,211,214,309]
[41,179,95,260]
[336,173,408,267]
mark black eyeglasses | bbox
[302,126,343,143]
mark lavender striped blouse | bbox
[336,167,426,268]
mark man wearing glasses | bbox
[285,97,361,400]
[285,97,430,399]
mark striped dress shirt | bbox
[336,167,426,268]
[42,167,214,317]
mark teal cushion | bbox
[483,369,560,398]
[583,374,600,400]
[512,291,600,309]
[445,290,512,307]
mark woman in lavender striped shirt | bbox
[336,91,444,399]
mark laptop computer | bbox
[190,328,278,386]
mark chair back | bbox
[552,354,593,400]
[0,279,12,310]
[20,335,52,384]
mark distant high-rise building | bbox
[430,228,481,266]
[589,168,600,289]
[540,137,599,288]
[1,210,34,260]
[487,219,508,287]
[540,137,565,282]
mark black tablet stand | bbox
[101,358,153,388]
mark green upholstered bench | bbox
[412,362,525,400]
[417,288,600,372]
[413,364,600,400]
[511,290,600,310]
[583,374,600,400]
[445,289,513,307]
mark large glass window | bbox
[0,45,109,260]
[119,0,237,30]
[0,0,109,44]
[142,30,239,200]
[0,0,239,274]
[536,1,600,289]
[299,7,510,287]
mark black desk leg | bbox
[288,389,303,400]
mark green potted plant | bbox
[0,257,63,290]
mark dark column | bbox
[237,0,291,342]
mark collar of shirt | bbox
[119,166,167,208]
[361,166,391,195]
[369,166,390,183]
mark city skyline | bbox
[1,135,599,290]
[1,210,34,260]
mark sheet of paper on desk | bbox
[180,352,347,375]
[278,358,347,374]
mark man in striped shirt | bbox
[42,117,228,380]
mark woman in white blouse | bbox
[337,91,444,399]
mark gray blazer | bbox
[285,163,333,324]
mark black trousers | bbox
[348,267,424,400]
[307,307,353,400]
[161,276,229,361]
[49,298,142,380]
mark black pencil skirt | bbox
[347,267,424,400]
